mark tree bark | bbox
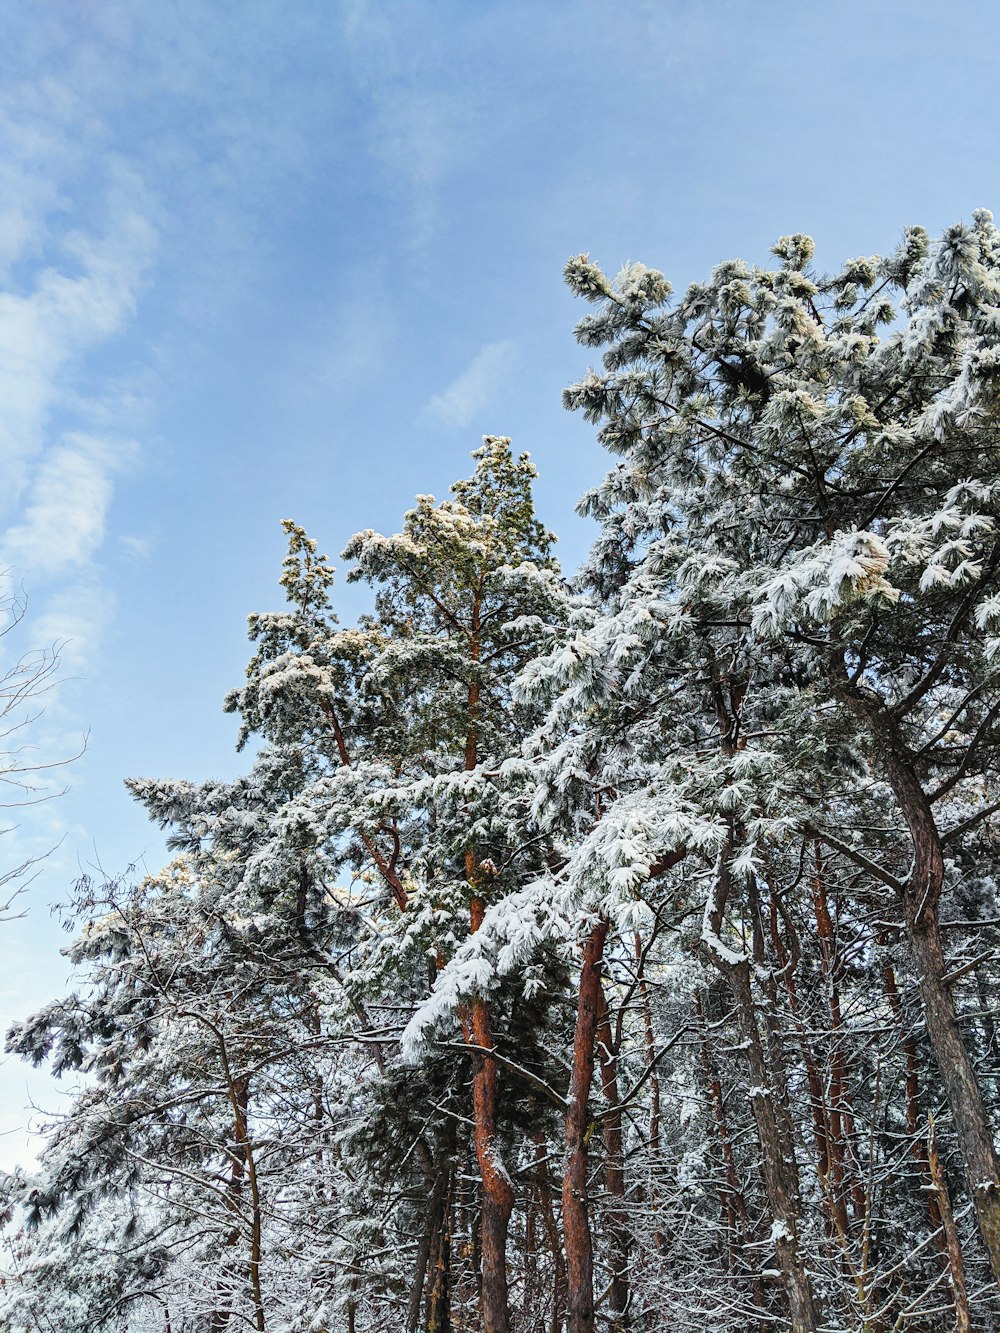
[563,916,609,1333]
[768,893,836,1225]
[809,848,866,1230]
[842,691,1000,1279]
[458,886,513,1332]
[532,1130,567,1333]
[876,937,946,1246]
[703,858,820,1333]
[426,1170,454,1333]
[411,1162,452,1333]
[457,601,515,1333]
[728,962,820,1333]
[633,930,661,1160]
[211,1072,262,1333]
[927,1116,972,1333]
[695,991,751,1267]
[459,973,514,1333]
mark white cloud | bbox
[118,534,152,562]
[2,436,123,578]
[426,339,519,428]
[0,201,155,517]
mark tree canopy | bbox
[7,218,1000,1333]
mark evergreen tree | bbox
[8,221,1000,1333]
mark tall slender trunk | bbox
[210,1069,264,1333]
[909,915,1000,1264]
[471,1001,514,1333]
[426,1168,455,1333]
[210,1076,248,1332]
[633,931,662,1158]
[877,937,946,1244]
[459,949,514,1333]
[927,1116,972,1333]
[703,858,820,1333]
[843,692,1000,1278]
[563,917,609,1333]
[533,1130,567,1333]
[459,599,515,1332]
[411,1161,452,1333]
[809,848,866,1229]
[595,978,630,1330]
[695,992,751,1266]
[768,893,836,1226]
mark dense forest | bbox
[4,214,1000,1332]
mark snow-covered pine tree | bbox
[332,437,569,1332]
[523,214,1000,1329]
[10,220,1000,1333]
[1,437,573,1333]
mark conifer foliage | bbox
[7,219,1000,1332]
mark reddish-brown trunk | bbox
[469,993,513,1333]
[563,917,609,1333]
[460,887,514,1332]
[459,599,515,1332]
[211,1073,262,1332]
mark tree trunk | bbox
[459,888,513,1333]
[809,849,866,1229]
[460,979,514,1333]
[426,1171,454,1333]
[909,915,1000,1267]
[927,1116,972,1333]
[695,992,751,1267]
[703,857,820,1333]
[596,978,630,1330]
[532,1130,567,1333]
[459,607,515,1332]
[768,893,836,1229]
[411,1162,452,1333]
[877,937,946,1246]
[633,930,661,1161]
[210,1074,251,1333]
[843,692,1000,1279]
[728,962,820,1333]
[563,917,609,1333]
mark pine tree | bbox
[533,214,1000,1326]
[9,220,1000,1333]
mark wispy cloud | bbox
[426,339,519,428]
[3,433,132,580]
[26,580,114,673]
[0,197,155,518]
[118,534,152,562]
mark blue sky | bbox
[0,0,998,1166]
